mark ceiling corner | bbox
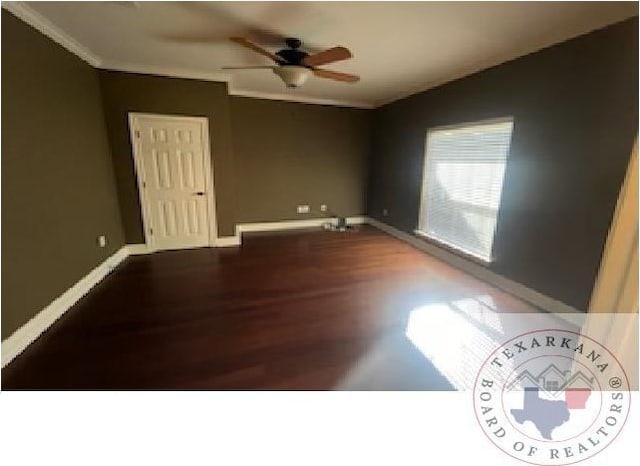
[3,1,102,67]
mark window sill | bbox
[413,230,494,265]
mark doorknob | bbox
[194,191,205,196]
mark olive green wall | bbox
[98,75,371,239]
[3,8,637,340]
[231,97,371,222]
[1,11,124,339]
[367,18,638,311]
[98,71,237,241]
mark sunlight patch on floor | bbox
[405,296,509,390]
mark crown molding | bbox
[99,60,372,108]
[3,2,372,109]
[98,60,231,84]
[2,1,102,67]
[228,88,374,109]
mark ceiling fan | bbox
[223,37,360,88]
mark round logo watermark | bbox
[473,329,630,465]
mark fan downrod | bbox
[285,38,302,49]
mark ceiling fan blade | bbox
[221,66,277,70]
[313,68,360,83]
[303,46,352,67]
[230,37,283,63]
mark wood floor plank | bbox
[2,226,539,389]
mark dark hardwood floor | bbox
[2,226,538,389]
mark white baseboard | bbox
[125,217,368,251]
[216,236,241,247]
[237,216,366,235]
[1,218,366,365]
[2,216,580,367]
[1,246,130,368]
[366,217,583,314]
[125,243,149,255]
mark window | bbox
[417,118,513,263]
[545,380,560,391]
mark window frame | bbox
[415,116,514,264]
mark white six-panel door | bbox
[129,114,216,251]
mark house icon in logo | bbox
[506,364,595,397]
[538,364,569,392]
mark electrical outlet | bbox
[297,205,310,214]
[98,235,107,248]
[383,208,389,216]
[320,204,328,212]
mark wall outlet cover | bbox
[297,205,310,214]
[98,235,107,247]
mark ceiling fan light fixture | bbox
[272,65,312,88]
[227,37,359,86]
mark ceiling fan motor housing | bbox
[276,48,309,66]
[276,39,310,67]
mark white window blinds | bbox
[417,118,513,262]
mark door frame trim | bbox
[128,112,218,252]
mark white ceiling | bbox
[6,1,638,107]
